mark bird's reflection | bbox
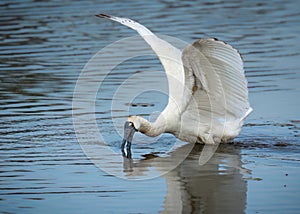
[122,143,248,214]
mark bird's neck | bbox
[137,116,166,137]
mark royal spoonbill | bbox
[96,14,252,151]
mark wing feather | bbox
[97,14,186,114]
[182,38,252,126]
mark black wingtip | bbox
[95,14,111,19]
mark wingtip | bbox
[95,13,111,19]
[240,107,253,122]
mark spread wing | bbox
[181,38,252,130]
[96,14,186,113]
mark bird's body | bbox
[97,14,252,145]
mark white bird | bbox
[96,14,252,149]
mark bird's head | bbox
[127,116,140,130]
[127,116,152,134]
[122,116,139,147]
[123,116,151,140]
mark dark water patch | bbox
[125,102,155,107]
[0,190,126,196]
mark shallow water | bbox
[1,0,300,213]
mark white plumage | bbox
[97,14,252,144]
